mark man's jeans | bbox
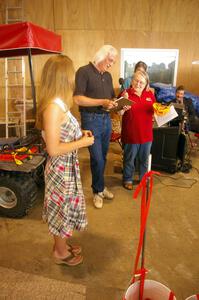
[123,142,152,183]
[80,112,112,193]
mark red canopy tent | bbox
[0,21,62,113]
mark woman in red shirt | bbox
[121,70,155,190]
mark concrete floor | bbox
[0,141,199,299]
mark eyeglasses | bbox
[108,57,116,64]
[106,56,116,67]
[133,79,146,86]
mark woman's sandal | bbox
[54,252,83,266]
[123,182,133,190]
[67,244,82,255]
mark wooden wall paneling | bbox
[105,30,144,50]
[177,0,199,33]
[54,0,87,30]
[24,0,199,33]
[82,0,105,30]
[54,0,105,30]
[151,0,199,33]
[24,0,55,30]
[150,0,178,32]
[187,32,199,94]
[104,0,152,31]
[191,33,199,63]
[0,0,5,23]
[57,30,104,70]
[190,64,199,94]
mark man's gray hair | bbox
[93,45,117,64]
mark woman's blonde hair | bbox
[36,54,75,129]
[133,70,149,90]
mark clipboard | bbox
[109,97,134,112]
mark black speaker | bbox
[151,127,181,173]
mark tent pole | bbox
[28,49,36,116]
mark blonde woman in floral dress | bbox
[36,55,94,266]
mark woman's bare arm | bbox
[43,103,94,157]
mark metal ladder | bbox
[5,0,24,24]
[4,0,26,138]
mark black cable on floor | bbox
[154,174,198,189]
[191,166,199,174]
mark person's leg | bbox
[100,114,114,199]
[101,114,112,173]
[53,235,83,266]
[189,117,199,133]
[89,134,105,193]
[138,141,152,180]
[80,112,105,193]
[53,235,69,258]
[123,143,139,184]
[90,114,112,193]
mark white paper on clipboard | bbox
[154,105,178,127]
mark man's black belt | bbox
[80,110,109,114]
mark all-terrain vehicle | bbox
[0,131,46,217]
[0,21,61,217]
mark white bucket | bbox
[185,296,199,300]
[125,279,176,300]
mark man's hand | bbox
[102,99,118,110]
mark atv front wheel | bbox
[0,174,37,218]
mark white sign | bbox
[154,105,178,127]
